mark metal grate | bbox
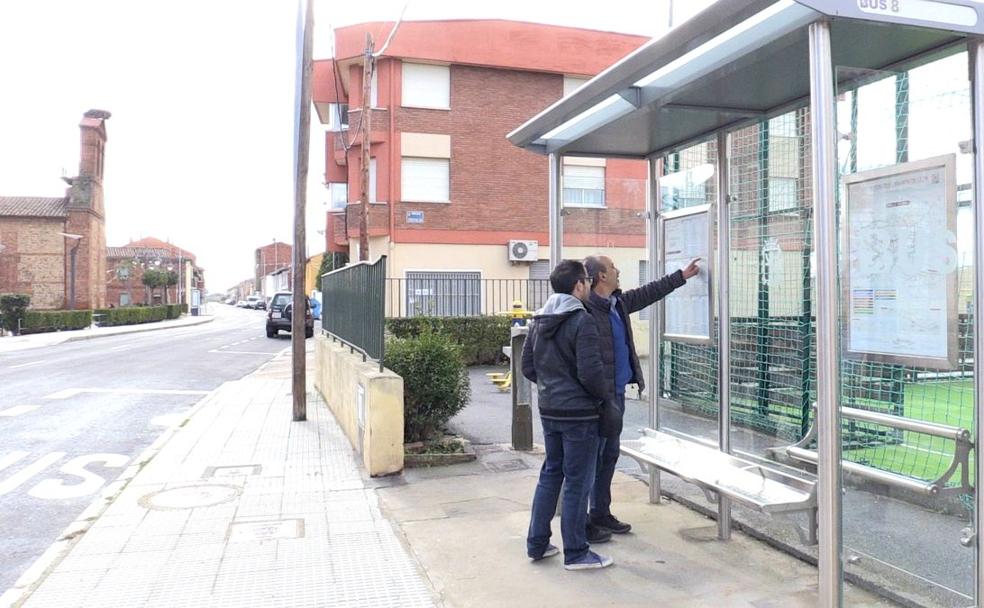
[322,256,386,365]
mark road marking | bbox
[29,453,129,499]
[0,452,64,496]
[45,388,210,400]
[8,360,43,369]
[0,451,29,473]
[0,405,40,417]
[208,350,278,355]
[150,413,188,427]
[110,345,134,352]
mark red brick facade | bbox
[254,242,292,291]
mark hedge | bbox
[21,310,93,334]
[384,331,471,443]
[0,294,31,334]
[93,305,182,326]
[386,316,511,366]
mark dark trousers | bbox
[527,418,600,564]
[590,393,624,519]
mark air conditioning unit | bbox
[508,240,539,262]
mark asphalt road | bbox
[0,304,291,595]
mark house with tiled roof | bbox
[106,239,205,306]
[0,111,111,309]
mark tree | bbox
[163,271,178,304]
[141,268,163,304]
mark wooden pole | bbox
[359,34,374,261]
[292,0,314,422]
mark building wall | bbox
[254,242,292,293]
[0,217,66,309]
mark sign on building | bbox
[660,204,712,344]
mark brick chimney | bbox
[63,109,111,309]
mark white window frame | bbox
[369,158,377,203]
[370,68,378,107]
[327,103,349,132]
[562,164,606,208]
[404,270,481,317]
[401,157,450,203]
[328,182,348,210]
[402,63,450,110]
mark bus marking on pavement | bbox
[0,406,40,417]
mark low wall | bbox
[314,335,404,476]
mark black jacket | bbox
[585,270,686,434]
[521,294,608,421]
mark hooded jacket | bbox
[520,293,609,421]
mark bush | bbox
[0,294,31,334]
[164,303,186,319]
[94,305,171,326]
[384,331,471,443]
[386,316,511,365]
[21,310,93,334]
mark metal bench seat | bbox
[622,428,818,544]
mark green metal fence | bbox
[321,255,386,368]
[658,50,976,490]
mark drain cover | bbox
[484,458,529,473]
[140,484,242,511]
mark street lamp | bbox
[59,232,83,310]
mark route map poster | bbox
[661,205,712,344]
[843,154,958,369]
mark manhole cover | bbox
[484,458,529,473]
[139,484,241,511]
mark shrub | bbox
[94,305,170,326]
[21,310,93,334]
[0,294,31,334]
[386,316,511,365]
[384,331,471,443]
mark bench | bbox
[621,428,818,544]
[769,405,972,496]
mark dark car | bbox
[266,291,314,339]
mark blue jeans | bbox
[527,418,600,564]
[591,393,625,519]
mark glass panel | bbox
[833,52,975,606]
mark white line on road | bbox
[110,345,135,352]
[0,451,28,473]
[0,405,40,417]
[8,360,43,369]
[45,388,211,400]
[0,452,64,496]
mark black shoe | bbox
[592,513,632,534]
[586,523,612,544]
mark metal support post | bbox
[970,38,984,607]
[548,153,563,267]
[647,157,663,504]
[809,20,843,607]
[716,132,733,540]
[511,325,533,450]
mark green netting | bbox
[658,50,975,490]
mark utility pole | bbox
[359,33,374,261]
[291,0,314,422]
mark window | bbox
[563,164,605,207]
[402,157,450,202]
[327,103,349,131]
[563,76,589,97]
[527,260,552,311]
[402,63,450,109]
[370,69,378,107]
[120,293,130,307]
[369,158,377,203]
[405,271,480,317]
[768,177,798,212]
[328,183,348,210]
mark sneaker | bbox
[530,544,560,561]
[586,523,612,544]
[564,550,614,571]
[591,513,632,534]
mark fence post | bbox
[511,325,533,451]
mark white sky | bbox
[0,0,706,291]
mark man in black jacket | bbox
[521,260,613,570]
[583,254,700,537]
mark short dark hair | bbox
[550,259,586,295]
[584,255,606,288]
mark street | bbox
[0,305,290,595]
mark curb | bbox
[0,381,227,608]
[0,316,214,354]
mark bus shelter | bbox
[509,1,984,605]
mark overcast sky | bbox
[0,0,707,291]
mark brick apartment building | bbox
[0,110,111,310]
[254,241,292,294]
[106,237,204,307]
[313,20,651,315]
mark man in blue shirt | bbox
[583,254,700,538]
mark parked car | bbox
[266,291,314,339]
[236,300,247,308]
[246,295,262,309]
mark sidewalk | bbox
[9,351,892,608]
[0,314,214,354]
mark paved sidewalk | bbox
[8,350,435,608]
[0,315,214,354]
